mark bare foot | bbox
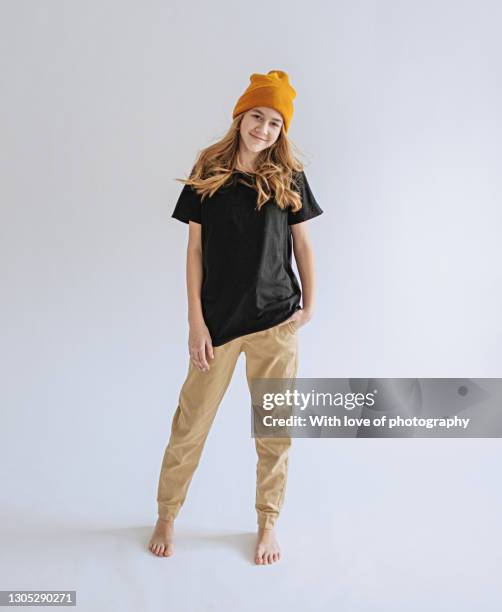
[255,526,281,565]
[148,517,174,557]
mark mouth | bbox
[251,134,267,142]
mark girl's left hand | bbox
[282,308,312,330]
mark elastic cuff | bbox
[257,515,277,529]
[158,505,177,522]
[158,515,175,523]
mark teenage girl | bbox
[148,70,323,565]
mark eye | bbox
[251,114,280,128]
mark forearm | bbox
[186,246,205,326]
[293,241,316,316]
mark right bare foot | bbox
[148,517,174,557]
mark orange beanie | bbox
[232,70,297,132]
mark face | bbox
[239,106,284,152]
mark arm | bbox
[290,222,317,325]
[186,221,204,326]
[186,221,214,370]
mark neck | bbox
[236,150,258,172]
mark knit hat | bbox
[232,70,297,132]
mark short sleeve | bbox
[171,184,202,224]
[287,171,324,225]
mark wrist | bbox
[188,314,205,327]
[301,306,314,319]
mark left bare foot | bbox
[255,526,281,565]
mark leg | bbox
[243,322,298,531]
[156,336,243,522]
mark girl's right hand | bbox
[188,323,214,371]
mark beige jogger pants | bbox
[156,319,299,529]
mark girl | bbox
[148,70,323,565]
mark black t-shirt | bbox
[171,170,323,347]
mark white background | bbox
[1,1,501,610]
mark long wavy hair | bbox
[174,113,306,213]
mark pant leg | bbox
[243,321,299,529]
[157,336,243,521]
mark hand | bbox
[188,322,214,371]
[281,307,312,330]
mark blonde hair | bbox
[174,113,306,213]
